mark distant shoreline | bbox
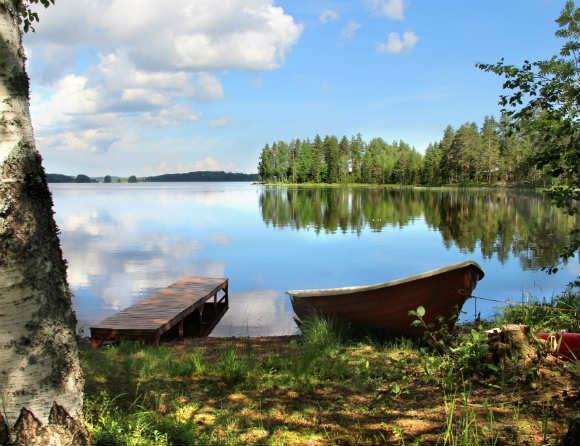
[256,182,546,191]
[46,171,259,183]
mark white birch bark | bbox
[0,1,86,444]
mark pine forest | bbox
[257,114,564,187]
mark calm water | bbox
[49,183,579,337]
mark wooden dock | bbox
[90,277,228,349]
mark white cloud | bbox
[38,129,117,153]
[31,75,100,129]
[192,73,225,102]
[367,0,405,20]
[121,88,169,108]
[25,0,302,166]
[340,20,361,42]
[97,51,225,104]
[207,115,233,128]
[320,9,339,23]
[143,104,203,128]
[29,53,223,155]
[377,31,419,54]
[26,0,303,79]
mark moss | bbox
[40,336,73,388]
[0,413,8,445]
[7,66,29,100]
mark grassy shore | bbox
[81,293,579,445]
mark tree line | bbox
[257,114,563,187]
[146,171,258,182]
[46,173,137,183]
[47,171,258,183]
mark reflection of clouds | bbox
[147,188,258,210]
[50,184,295,337]
[212,289,298,337]
[251,273,265,285]
[208,233,232,247]
[57,207,222,334]
[190,189,258,210]
[192,260,226,278]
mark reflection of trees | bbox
[259,187,577,270]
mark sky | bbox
[23,0,569,177]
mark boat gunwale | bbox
[286,260,484,298]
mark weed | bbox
[542,395,552,444]
[80,290,579,446]
[391,424,406,446]
[497,288,579,332]
[220,345,247,386]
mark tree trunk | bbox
[0,2,87,445]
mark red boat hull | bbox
[536,333,580,361]
[288,261,485,337]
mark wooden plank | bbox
[90,277,228,346]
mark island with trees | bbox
[256,112,569,188]
[145,171,258,182]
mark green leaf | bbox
[416,306,426,317]
[486,363,499,372]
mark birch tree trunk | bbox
[0,1,87,444]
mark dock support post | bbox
[225,280,229,306]
[178,320,184,338]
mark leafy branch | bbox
[477,0,580,270]
[14,0,55,33]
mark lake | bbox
[49,182,579,337]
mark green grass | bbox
[81,294,579,445]
[493,289,579,333]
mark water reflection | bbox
[259,187,578,271]
[211,289,297,337]
[49,183,577,337]
[51,183,300,336]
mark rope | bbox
[470,294,579,314]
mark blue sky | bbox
[24,0,568,176]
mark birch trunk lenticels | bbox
[0,1,86,444]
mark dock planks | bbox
[90,277,228,349]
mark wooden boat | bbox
[536,332,579,361]
[287,260,485,336]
